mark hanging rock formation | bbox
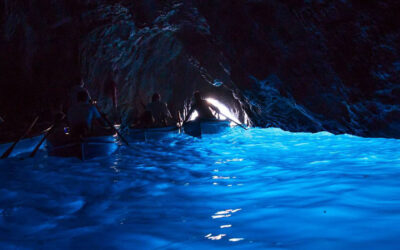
[1,0,399,138]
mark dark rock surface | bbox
[1,0,399,139]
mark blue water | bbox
[1,128,400,249]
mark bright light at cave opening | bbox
[189,98,241,125]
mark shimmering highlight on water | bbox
[1,128,400,249]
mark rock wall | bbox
[1,0,399,138]
[80,2,249,126]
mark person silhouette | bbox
[146,93,172,127]
[184,91,220,123]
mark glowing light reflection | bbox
[110,166,120,173]
[216,211,230,215]
[220,224,232,228]
[212,176,230,180]
[229,238,244,242]
[212,214,231,219]
[309,160,331,165]
[205,234,226,240]
[226,158,244,162]
[212,208,241,219]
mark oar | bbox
[29,125,54,157]
[1,116,39,159]
[217,111,248,130]
[29,115,65,158]
[177,111,183,129]
[94,104,130,146]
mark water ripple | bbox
[1,128,400,249]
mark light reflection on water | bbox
[1,128,400,249]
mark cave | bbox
[1,1,400,249]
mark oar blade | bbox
[1,116,39,159]
[29,136,46,158]
[94,104,130,146]
[217,112,248,130]
[0,143,17,159]
[30,114,64,158]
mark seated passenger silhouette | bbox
[67,91,103,136]
[184,91,220,123]
[146,93,172,127]
[133,110,155,129]
[69,78,91,108]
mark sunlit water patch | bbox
[1,128,400,249]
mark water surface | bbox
[1,128,400,249]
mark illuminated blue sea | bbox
[1,128,400,249]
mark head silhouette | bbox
[152,93,160,103]
[194,91,202,103]
[77,91,89,103]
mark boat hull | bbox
[127,126,180,141]
[46,135,117,160]
[183,119,230,137]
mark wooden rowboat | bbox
[183,119,231,137]
[46,128,118,160]
[127,126,180,141]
